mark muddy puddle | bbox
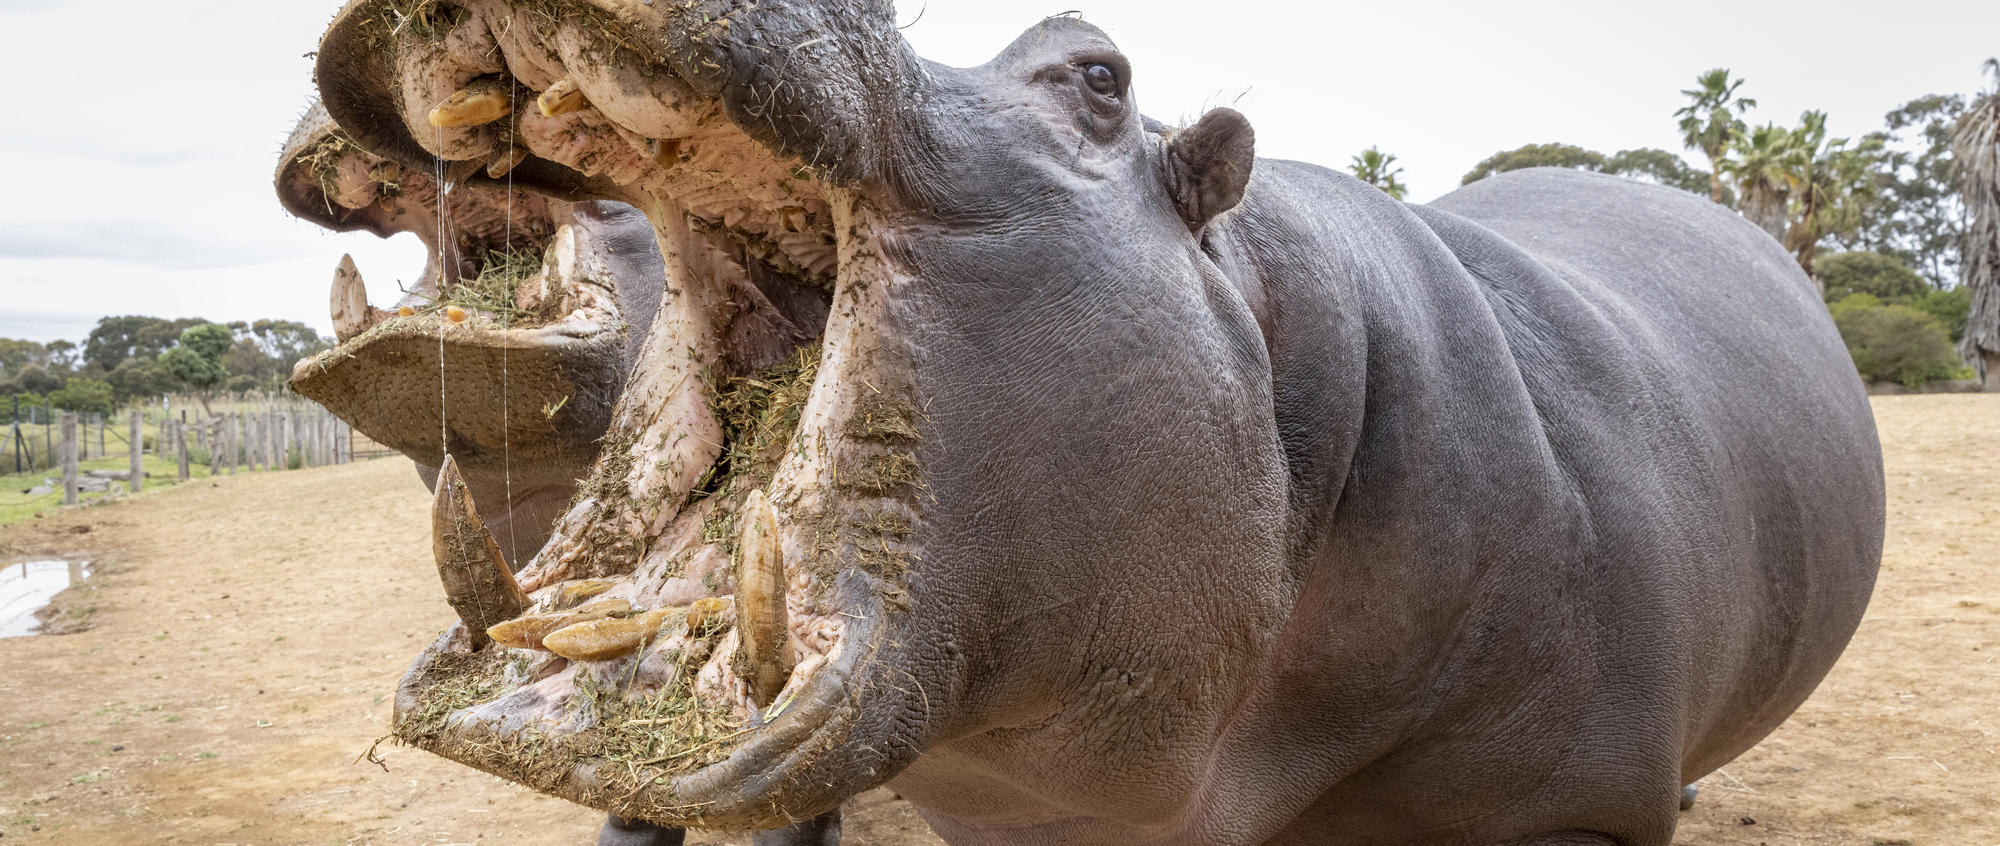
[0,559,89,638]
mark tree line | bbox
[1348,61,2000,388]
[1,316,332,420]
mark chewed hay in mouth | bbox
[391,632,749,818]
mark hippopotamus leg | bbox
[1679,784,1699,811]
[597,816,683,846]
[749,806,842,845]
[596,808,842,846]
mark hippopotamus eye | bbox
[1083,63,1120,98]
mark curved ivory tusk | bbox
[732,489,794,707]
[433,455,530,649]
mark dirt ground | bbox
[0,395,1993,845]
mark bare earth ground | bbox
[0,395,1993,845]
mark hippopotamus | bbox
[306,1,1885,842]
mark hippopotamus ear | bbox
[1165,108,1256,231]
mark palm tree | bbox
[1676,68,1757,203]
[1723,122,1797,241]
[1349,147,1409,200]
[1955,59,2000,389]
[1782,112,1882,281]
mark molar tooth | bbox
[542,607,678,662]
[487,598,632,650]
[428,77,514,128]
[733,490,794,707]
[537,78,588,117]
[432,456,530,650]
[368,160,401,183]
[330,254,372,343]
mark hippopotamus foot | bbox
[750,806,843,845]
[596,807,842,846]
[597,815,684,846]
[1679,783,1699,811]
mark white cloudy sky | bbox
[1,0,1994,344]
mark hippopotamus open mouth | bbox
[311,0,951,828]
[278,102,672,565]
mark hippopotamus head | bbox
[315,0,1284,829]
[276,101,664,565]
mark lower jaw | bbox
[389,564,881,828]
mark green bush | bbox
[1829,295,1963,388]
[1906,286,1972,343]
[1818,252,1927,302]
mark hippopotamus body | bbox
[297,2,1883,843]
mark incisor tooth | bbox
[428,77,514,128]
[733,490,793,707]
[686,597,732,634]
[487,598,632,650]
[555,579,617,608]
[330,254,371,343]
[536,79,588,117]
[542,607,678,662]
[486,145,528,179]
[432,456,530,649]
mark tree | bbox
[0,339,51,375]
[1461,143,1606,185]
[1675,68,1757,203]
[84,315,203,372]
[48,378,114,416]
[1848,95,1969,286]
[1782,112,1884,279]
[1724,121,1813,243]
[1818,252,1927,302]
[9,364,62,395]
[161,323,233,415]
[1349,147,1409,200]
[107,356,178,404]
[1957,59,2000,389]
[1601,148,1715,197]
[247,320,333,377]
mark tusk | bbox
[428,77,514,128]
[432,455,530,649]
[536,78,588,117]
[330,254,371,343]
[487,598,631,651]
[554,579,617,608]
[732,490,793,707]
[542,607,678,662]
[486,145,528,180]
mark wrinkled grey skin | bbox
[315,2,1882,842]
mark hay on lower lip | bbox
[392,631,748,821]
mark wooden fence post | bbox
[176,420,190,482]
[61,413,79,506]
[128,411,143,493]
[227,415,238,475]
[208,419,222,475]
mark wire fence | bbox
[3,393,392,497]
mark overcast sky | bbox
[1,0,1994,345]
